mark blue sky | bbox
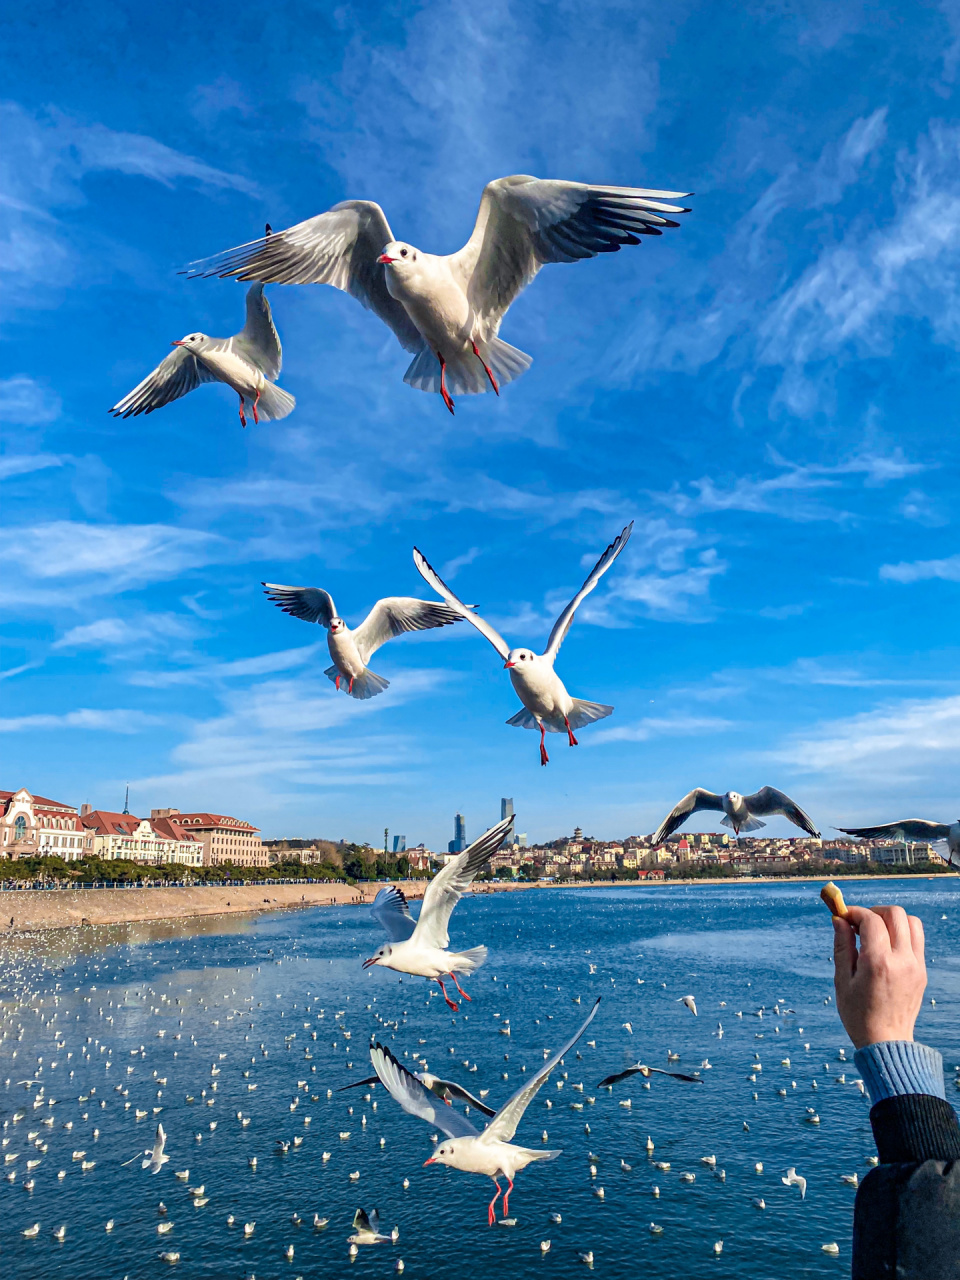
[4,0,960,848]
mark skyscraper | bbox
[392,834,406,854]
[448,812,467,854]
[501,798,516,844]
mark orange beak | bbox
[422,1157,435,1166]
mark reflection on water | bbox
[0,880,958,1279]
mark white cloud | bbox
[880,553,960,583]
[589,714,733,745]
[601,551,727,621]
[440,546,482,579]
[53,614,199,652]
[128,643,325,688]
[0,451,62,479]
[0,377,61,425]
[0,708,164,733]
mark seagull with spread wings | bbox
[838,818,960,866]
[652,787,820,844]
[109,278,294,428]
[597,1062,704,1088]
[370,998,600,1223]
[363,816,513,1009]
[183,178,690,413]
[338,1071,495,1117]
[414,524,633,765]
[262,581,467,700]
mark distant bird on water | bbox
[652,787,820,844]
[363,816,514,1009]
[262,583,467,700]
[183,179,691,413]
[414,524,633,765]
[370,999,600,1223]
[109,271,294,427]
[838,818,960,867]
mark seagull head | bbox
[362,945,392,970]
[725,791,743,808]
[377,240,418,268]
[504,647,536,670]
[171,333,209,354]
[329,617,346,634]
[423,1139,465,1169]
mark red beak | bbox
[377,253,395,264]
[171,341,184,347]
[504,661,515,668]
[361,957,377,969]
[422,1157,435,1166]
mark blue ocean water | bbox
[2,878,960,1279]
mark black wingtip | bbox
[265,223,273,236]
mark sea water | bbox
[1,878,959,1279]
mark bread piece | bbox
[820,881,849,919]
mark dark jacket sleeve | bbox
[853,1094,960,1279]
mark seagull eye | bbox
[400,248,408,257]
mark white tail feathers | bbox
[255,381,296,421]
[518,1147,562,1163]
[721,815,766,833]
[323,664,390,699]
[404,338,532,396]
[507,700,613,731]
[449,945,488,974]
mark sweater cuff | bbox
[868,1094,960,1164]
[854,1041,945,1105]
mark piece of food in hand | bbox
[820,882,850,919]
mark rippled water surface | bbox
[2,878,960,1279]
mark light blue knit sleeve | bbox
[854,1041,945,1105]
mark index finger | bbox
[844,905,891,953]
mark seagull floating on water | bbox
[370,999,600,1223]
[414,525,633,765]
[262,583,467,700]
[109,279,294,427]
[183,179,690,413]
[363,817,513,1008]
[653,787,820,843]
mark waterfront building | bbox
[151,809,266,867]
[0,788,88,860]
[80,810,202,867]
[448,812,467,854]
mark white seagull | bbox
[838,818,960,867]
[414,525,633,765]
[782,1167,807,1199]
[109,276,294,428]
[371,999,600,1223]
[363,817,513,1009]
[143,1123,169,1174]
[262,582,467,700]
[347,1208,395,1245]
[597,1062,703,1087]
[652,787,820,844]
[183,179,690,413]
[678,996,698,1017]
[338,1072,495,1117]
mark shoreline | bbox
[0,870,955,934]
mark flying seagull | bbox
[413,524,633,765]
[363,816,514,1009]
[338,1072,495,1117]
[371,998,600,1223]
[838,819,960,866]
[120,1121,169,1172]
[597,1063,703,1088]
[109,278,294,428]
[182,178,690,413]
[262,582,467,700]
[348,1208,396,1245]
[652,787,820,844]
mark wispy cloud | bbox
[0,376,62,425]
[590,714,733,745]
[53,614,199,653]
[880,553,960,583]
[0,708,165,733]
[128,643,325,688]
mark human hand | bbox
[832,904,926,1050]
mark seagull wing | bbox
[744,787,820,838]
[436,1079,497,1117]
[181,201,423,353]
[352,1208,373,1234]
[449,177,691,340]
[233,283,282,380]
[155,1123,166,1155]
[413,547,509,660]
[412,816,514,949]
[839,819,951,841]
[262,583,336,627]
[336,1075,380,1092]
[596,1065,641,1088]
[481,998,601,1145]
[652,789,724,844]
[351,597,468,664]
[109,346,218,418]
[369,1043,479,1140]
[647,1067,704,1083]
[544,523,633,662]
[371,885,417,943]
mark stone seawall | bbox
[0,881,423,933]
